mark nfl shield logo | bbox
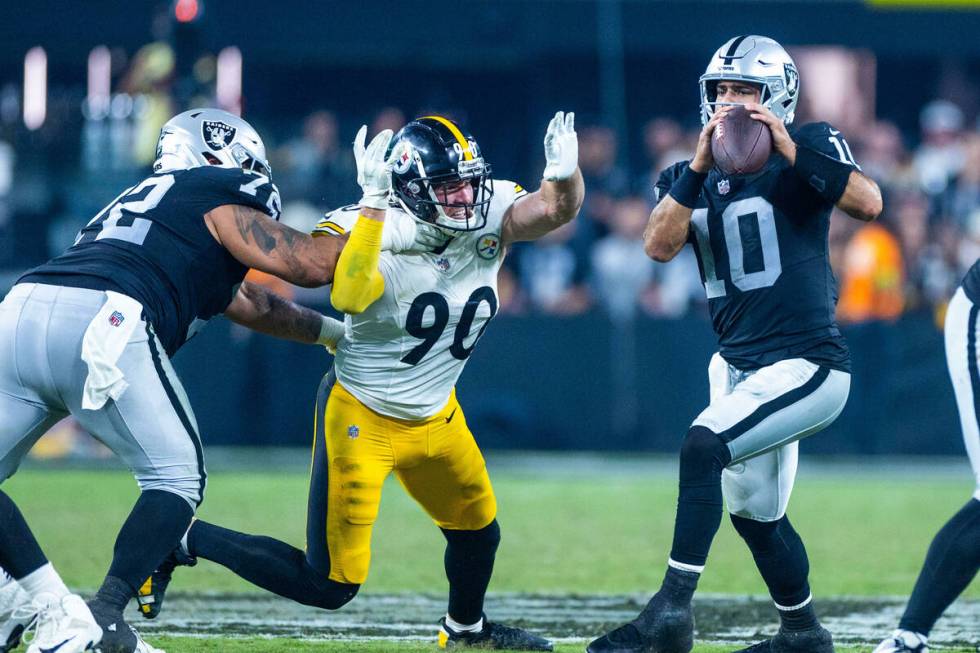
[717,179,730,195]
[109,311,125,327]
[435,257,451,272]
[202,120,237,151]
[347,424,359,440]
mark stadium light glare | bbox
[23,46,46,131]
[174,0,200,23]
[87,46,111,119]
[217,47,242,116]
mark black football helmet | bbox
[388,116,493,232]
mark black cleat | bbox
[438,614,553,651]
[732,626,835,653]
[136,547,196,620]
[587,594,694,653]
[89,600,162,653]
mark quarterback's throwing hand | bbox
[543,111,578,181]
[353,125,395,210]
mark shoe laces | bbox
[15,595,60,646]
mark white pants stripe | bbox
[943,287,980,500]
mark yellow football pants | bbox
[318,381,497,584]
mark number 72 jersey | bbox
[326,179,526,420]
[656,121,854,373]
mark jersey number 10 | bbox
[690,196,782,298]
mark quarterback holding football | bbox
[589,35,882,653]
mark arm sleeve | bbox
[330,216,385,314]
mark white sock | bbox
[445,614,484,633]
[18,563,70,603]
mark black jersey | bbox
[21,166,281,356]
[656,121,857,372]
[963,259,980,305]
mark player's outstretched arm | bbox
[206,204,343,288]
[224,280,345,350]
[644,107,729,262]
[502,111,584,244]
[330,127,394,314]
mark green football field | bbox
[4,454,978,652]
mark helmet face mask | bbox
[154,108,272,178]
[389,116,494,232]
[699,35,800,126]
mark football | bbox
[710,104,773,175]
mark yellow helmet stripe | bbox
[422,115,473,161]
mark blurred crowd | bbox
[2,88,980,332]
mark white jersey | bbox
[327,179,527,420]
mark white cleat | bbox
[23,593,102,653]
[130,627,166,653]
[873,630,929,653]
[0,573,34,652]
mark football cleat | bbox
[587,592,694,653]
[438,614,553,651]
[89,600,164,653]
[0,573,34,653]
[732,626,835,652]
[136,546,196,619]
[21,593,102,653]
[872,630,929,653]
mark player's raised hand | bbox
[353,125,394,211]
[746,102,796,164]
[543,111,578,181]
[690,105,731,173]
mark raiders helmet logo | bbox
[784,64,800,98]
[202,120,237,151]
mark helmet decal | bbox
[202,120,237,151]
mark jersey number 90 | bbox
[401,287,498,365]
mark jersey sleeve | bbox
[485,179,529,232]
[186,166,283,220]
[792,122,862,171]
[653,161,690,202]
[312,204,360,237]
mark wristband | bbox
[794,145,853,204]
[667,166,708,209]
[316,315,345,351]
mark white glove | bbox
[316,315,346,354]
[353,125,395,211]
[542,111,578,181]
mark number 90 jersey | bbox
[656,122,855,373]
[325,179,527,420]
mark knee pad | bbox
[730,513,781,550]
[442,519,501,555]
[308,570,360,610]
[679,426,732,486]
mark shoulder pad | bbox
[312,203,361,237]
[792,122,861,170]
[183,166,282,220]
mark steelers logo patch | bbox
[476,233,501,260]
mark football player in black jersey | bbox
[873,263,980,653]
[0,109,352,653]
[588,36,882,653]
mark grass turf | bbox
[4,465,976,598]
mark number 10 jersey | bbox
[324,179,526,420]
[656,121,853,373]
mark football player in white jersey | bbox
[139,112,583,650]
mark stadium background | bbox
[1,2,979,652]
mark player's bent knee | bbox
[309,573,360,610]
[136,474,204,510]
[730,513,780,547]
[679,426,732,480]
[442,518,501,553]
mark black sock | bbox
[731,514,817,631]
[442,520,500,625]
[669,427,732,567]
[97,489,194,610]
[188,520,359,610]
[0,490,48,578]
[899,498,980,636]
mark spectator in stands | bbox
[517,220,592,315]
[591,196,656,320]
[914,100,966,199]
[277,110,356,211]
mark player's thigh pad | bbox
[693,357,850,464]
[394,393,497,531]
[34,286,208,507]
[323,382,395,584]
[944,287,980,499]
[722,442,798,521]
